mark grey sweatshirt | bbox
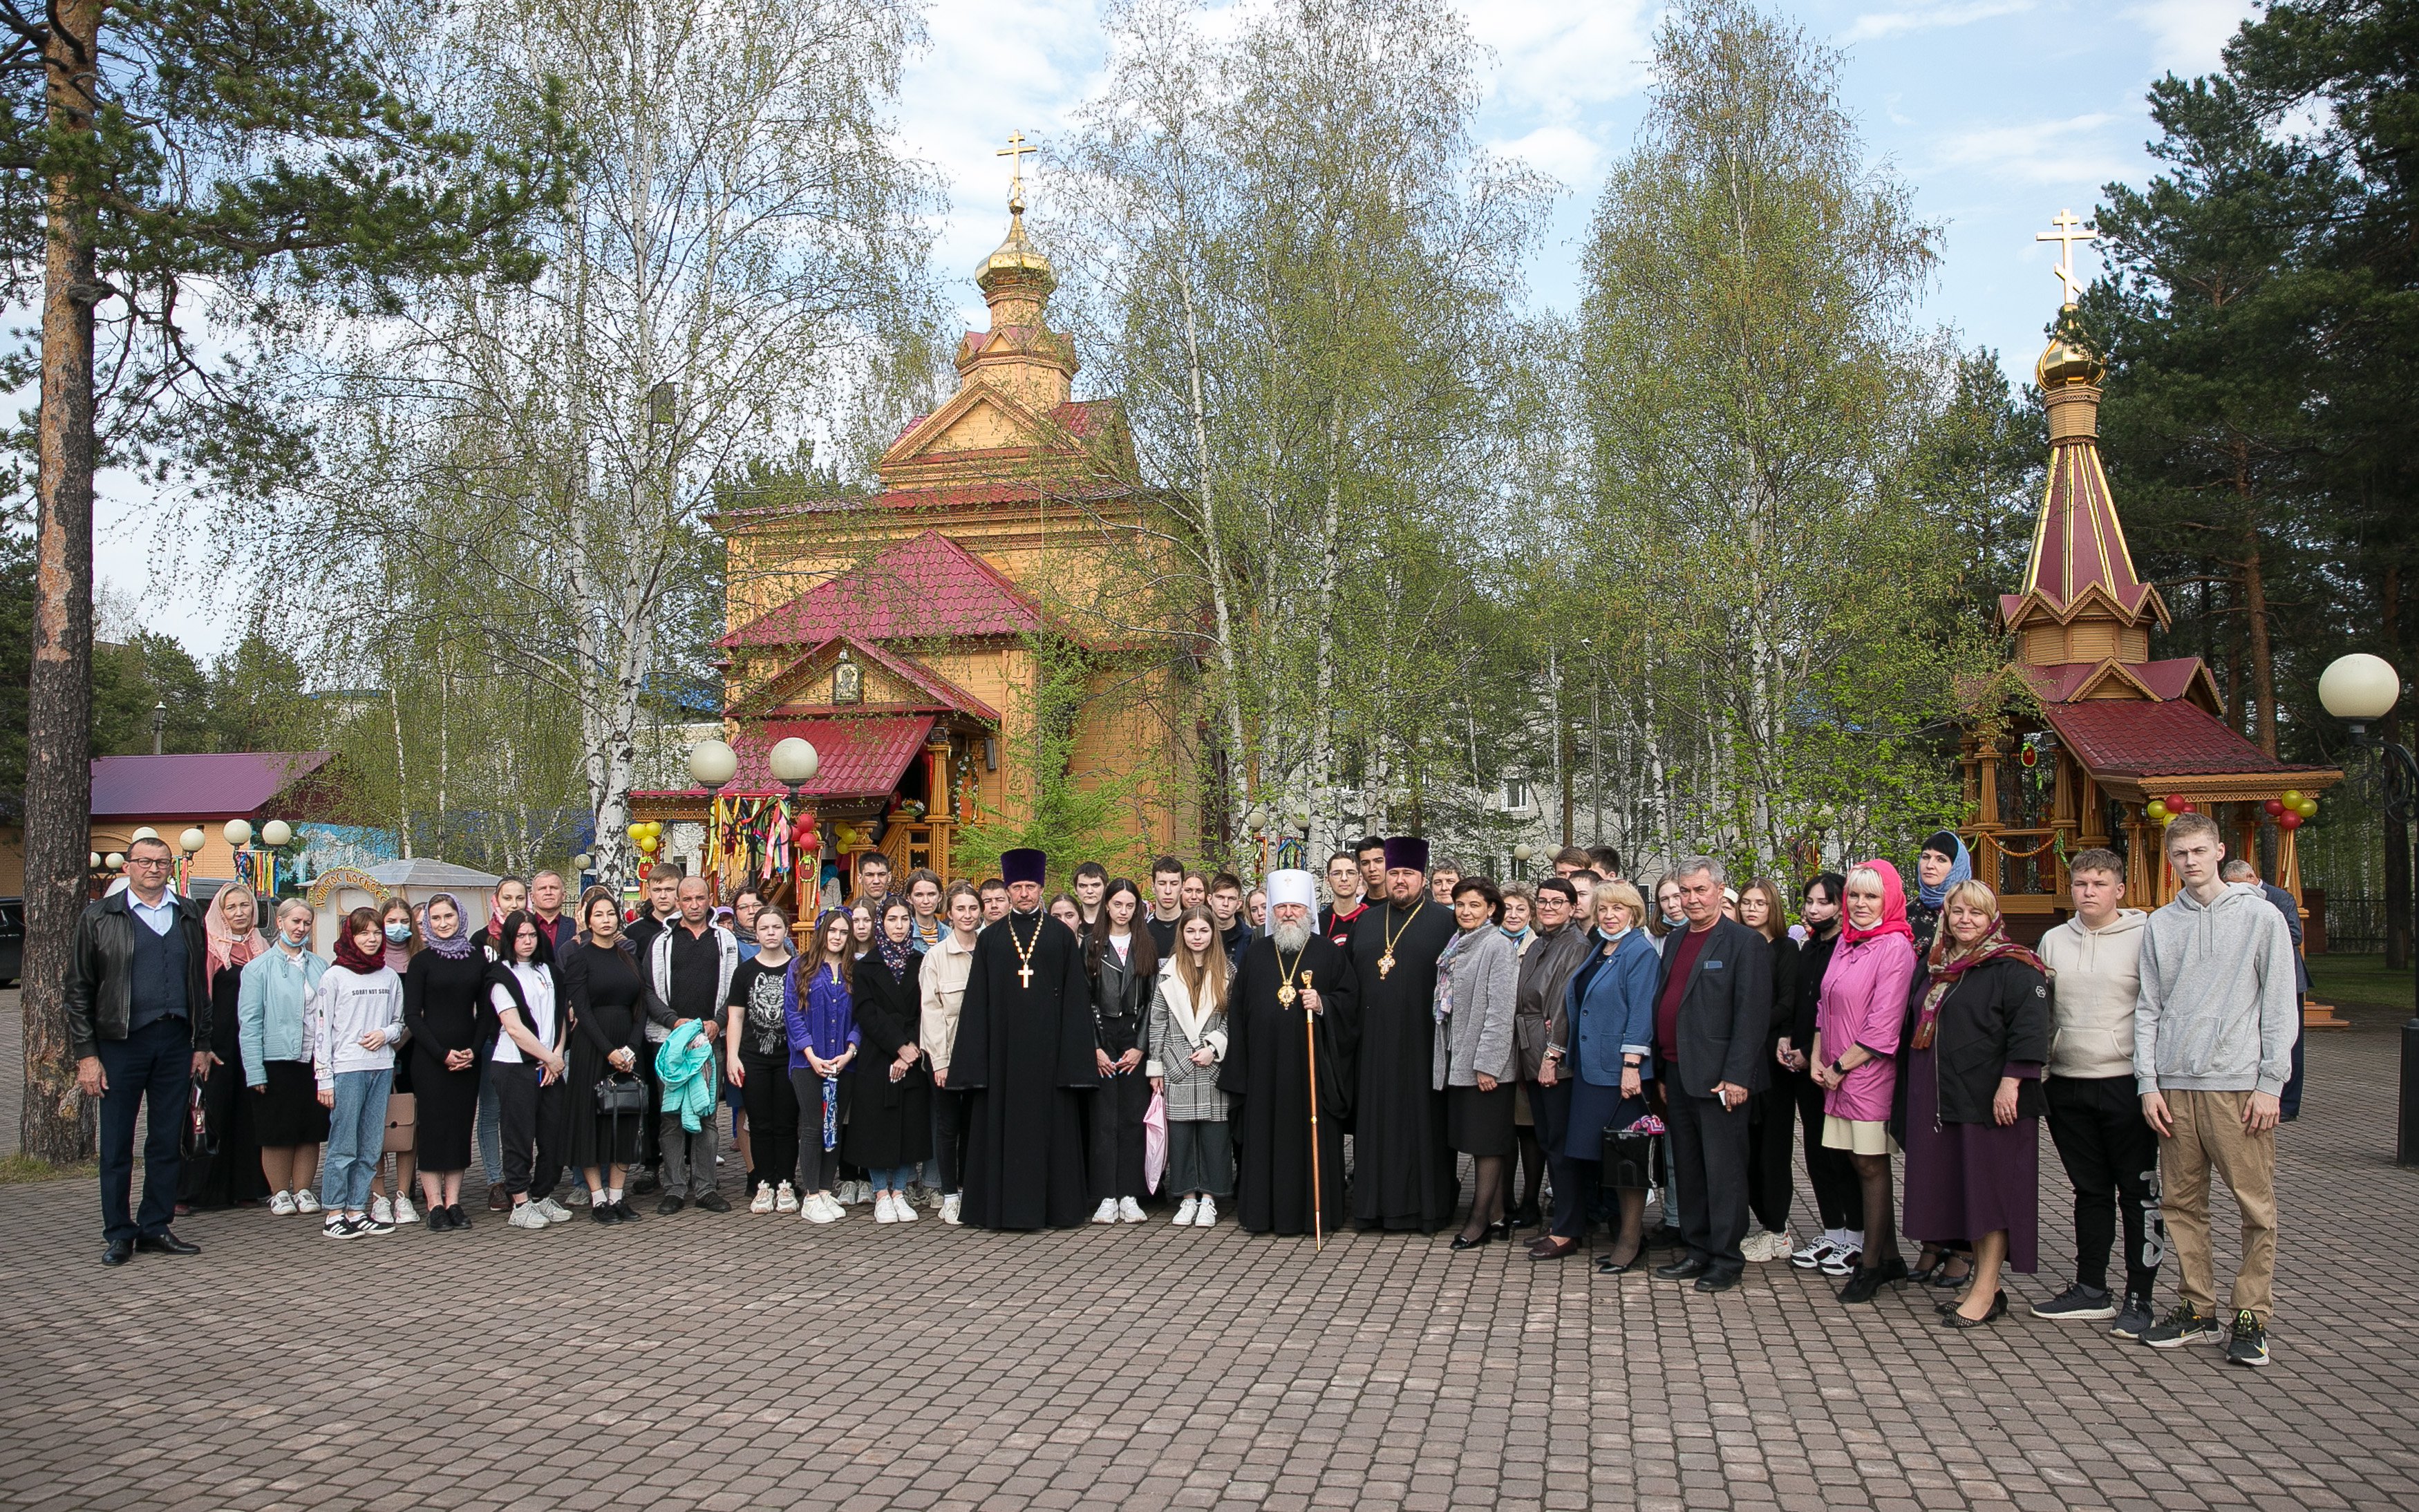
[2132,881,2299,1098]
[2040,908,2145,1081]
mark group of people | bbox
[66,812,2301,1362]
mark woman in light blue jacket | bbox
[240,897,331,1215]
[1562,881,1661,1274]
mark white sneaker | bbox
[1173,1196,1199,1227]
[1118,1197,1147,1224]
[941,1193,962,1226]
[392,1196,419,1225]
[1091,1198,1120,1225]
[1194,1196,1216,1227]
[535,1197,574,1224]
[509,1202,550,1230]
[807,1193,841,1224]
[321,1214,355,1240]
[370,1196,393,1225]
[874,1193,898,1223]
[751,1182,775,1213]
[1791,1237,1836,1270]
[267,1190,297,1216]
[775,1181,798,1213]
[294,1189,322,1214]
[892,1193,918,1223]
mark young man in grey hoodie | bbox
[2033,849,2163,1338]
[2133,811,2298,1365]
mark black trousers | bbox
[740,1057,798,1193]
[1666,1086,1751,1276]
[1533,1077,1599,1242]
[931,1086,968,1193]
[1744,1072,1796,1234]
[1089,1070,1151,1202]
[1791,1059,1864,1233]
[495,1061,565,1200]
[97,1016,191,1243]
[2045,1074,2165,1296]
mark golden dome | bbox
[977,210,1055,297]
[2035,311,2104,389]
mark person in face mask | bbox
[240,898,331,1216]
[1649,875,1688,954]
[365,898,424,1225]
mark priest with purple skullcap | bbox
[952,847,1099,1229]
[1223,868,1359,1236]
[1345,835,1459,1231]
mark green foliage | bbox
[956,634,1145,887]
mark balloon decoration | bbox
[2263,797,2284,816]
[2145,800,2171,824]
[625,819,664,857]
[2294,795,2319,819]
[2279,811,2303,831]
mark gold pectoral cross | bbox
[1378,953,1394,979]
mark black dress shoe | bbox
[447,1204,471,1229]
[1486,1219,1512,1240]
[102,1240,133,1267]
[1529,1237,1579,1260]
[1450,1230,1491,1251]
[590,1202,619,1225]
[1941,1289,2008,1328]
[1653,1258,1708,1282]
[1839,1265,1901,1304]
[695,1190,732,1213]
[1694,1269,1740,1294]
[135,1231,200,1256]
[657,1194,685,1216]
[612,1200,640,1222]
[1596,1247,1643,1275]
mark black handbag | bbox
[1601,1124,1662,1191]
[595,1073,648,1115]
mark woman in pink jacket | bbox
[1813,860,1919,1304]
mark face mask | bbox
[384,923,411,944]
[283,924,310,946]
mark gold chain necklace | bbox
[1275,942,1307,1005]
[1006,913,1041,988]
[1378,898,1424,979]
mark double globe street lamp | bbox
[2317,653,2419,1165]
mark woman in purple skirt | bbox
[1901,878,2052,1329]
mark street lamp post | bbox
[688,737,738,887]
[150,700,166,756]
[2318,652,2419,1165]
[766,736,820,911]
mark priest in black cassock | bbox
[952,847,1100,1230]
[1347,836,1460,1231]
[1223,869,1359,1236]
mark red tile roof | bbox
[2021,658,2207,704]
[1050,399,1115,437]
[637,715,937,802]
[2023,439,2157,618]
[90,752,334,819]
[2041,701,2327,779]
[749,636,1001,721]
[717,531,1046,648]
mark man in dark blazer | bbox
[1648,858,1773,1292]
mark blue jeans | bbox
[321,1067,393,1213]
[867,1164,916,1192]
[475,1059,502,1185]
[96,1016,193,1243]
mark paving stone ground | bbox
[4,989,2418,1511]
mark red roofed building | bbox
[628,182,1196,903]
[1963,309,2339,925]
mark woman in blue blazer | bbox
[1561,880,1662,1273]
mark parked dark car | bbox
[0,897,21,987]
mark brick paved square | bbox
[4,992,2418,1509]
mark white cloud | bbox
[1465,0,1656,122]
[1926,110,2130,188]
[1841,0,2033,44]
[1487,124,1601,190]
[2125,0,2258,76]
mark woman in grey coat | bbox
[1433,877,1520,1249]
[1146,907,1232,1226]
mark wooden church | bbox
[630,146,1197,899]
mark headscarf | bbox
[875,916,915,981]
[203,882,268,990]
[1915,831,1972,912]
[422,891,478,960]
[332,918,387,974]
[1841,859,1914,947]
[1911,896,2046,1048]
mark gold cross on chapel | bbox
[998,129,1037,214]
[2036,209,2098,306]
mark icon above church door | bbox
[832,649,862,705]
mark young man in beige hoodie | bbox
[2033,848,2163,1339]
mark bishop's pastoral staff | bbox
[950,848,1099,1230]
[1348,837,1460,1233]
[1221,869,1358,1237]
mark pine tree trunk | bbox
[21,0,104,1164]
[2242,528,2277,759]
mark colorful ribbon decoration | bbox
[705,795,793,890]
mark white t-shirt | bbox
[1107,931,1131,965]
[488,962,556,1063]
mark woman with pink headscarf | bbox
[1811,860,1918,1305]
[181,882,272,1210]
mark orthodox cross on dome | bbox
[997,129,1037,216]
[2036,208,2099,306]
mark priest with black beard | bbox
[1347,836,1460,1231]
[952,847,1100,1229]
[1223,869,1359,1236]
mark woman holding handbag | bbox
[1556,882,1659,1272]
[563,886,653,1224]
[1084,879,1156,1225]
[404,894,494,1231]
[845,898,932,1222]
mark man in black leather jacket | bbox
[66,835,213,1265]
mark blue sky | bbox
[113,0,2258,652]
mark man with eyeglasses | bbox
[66,835,214,1266]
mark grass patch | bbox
[2308,952,2418,1011]
[0,1151,96,1184]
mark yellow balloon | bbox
[643,821,663,839]
[2279,788,2302,807]
[625,823,647,842]
[2145,800,2169,822]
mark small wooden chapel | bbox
[630,137,1196,905]
[1957,214,2340,940]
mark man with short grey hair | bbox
[1650,856,1772,1292]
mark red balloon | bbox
[2164,793,2186,810]
[2263,798,2284,816]
[2279,811,2303,831]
